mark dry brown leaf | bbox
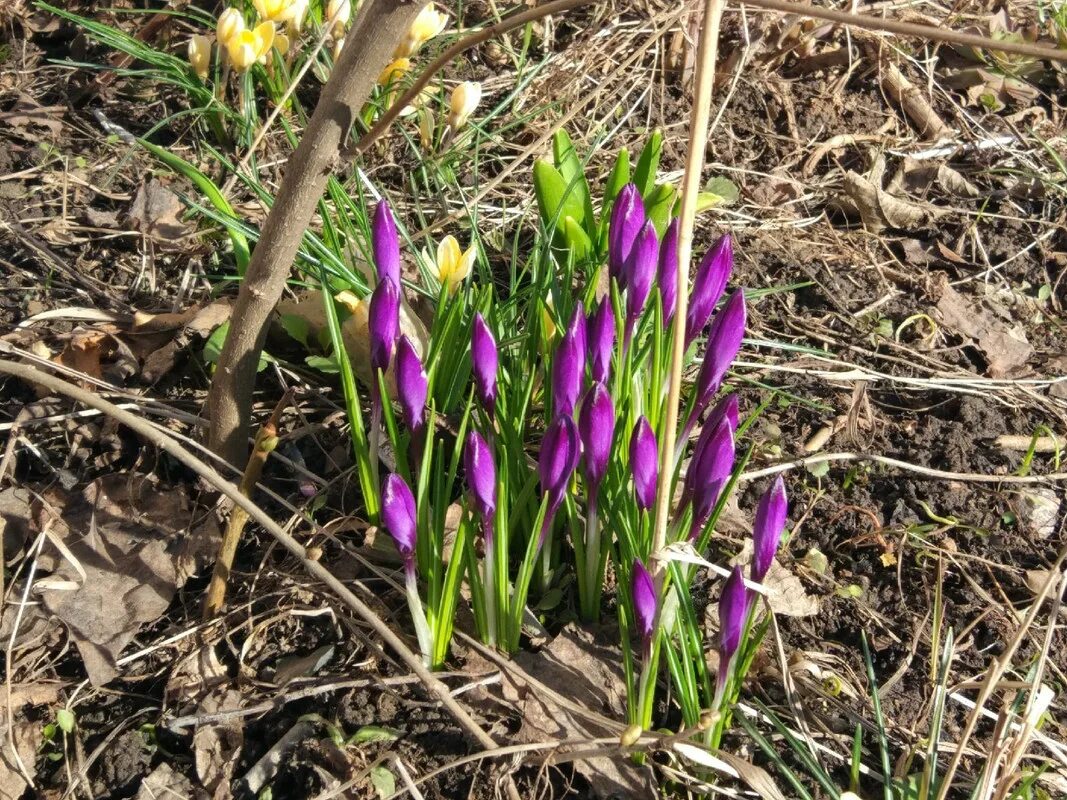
[128,179,191,247]
[131,300,231,382]
[943,68,1040,112]
[193,688,245,800]
[51,329,110,386]
[0,722,40,799]
[0,92,63,138]
[891,158,980,198]
[501,625,656,798]
[841,170,932,233]
[932,275,1033,377]
[136,763,209,800]
[35,473,217,685]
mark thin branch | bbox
[0,360,500,757]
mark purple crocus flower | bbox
[718,566,748,675]
[690,289,746,420]
[631,558,657,653]
[568,307,587,364]
[464,431,497,524]
[471,313,498,416]
[538,414,581,543]
[657,218,679,326]
[552,322,584,418]
[751,476,787,582]
[369,277,400,372]
[373,200,401,288]
[395,335,428,435]
[608,184,645,288]
[687,417,735,536]
[685,234,733,348]
[587,298,615,385]
[629,417,658,512]
[381,473,417,563]
[625,220,659,335]
[705,393,740,436]
[578,382,614,490]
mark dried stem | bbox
[203,389,293,620]
[651,0,725,576]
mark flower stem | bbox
[581,491,601,622]
[482,516,497,647]
[404,561,433,668]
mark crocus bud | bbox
[188,34,212,80]
[568,307,586,364]
[326,0,350,37]
[687,417,735,534]
[373,201,400,288]
[630,417,658,512]
[382,473,417,562]
[464,431,496,522]
[396,335,428,435]
[587,298,615,385]
[395,3,448,57]
[718,566,748,666]
[751,476,787,582]
[625,220,658,327]
[377,58,410,87]
[705,393,740,437]
[551,321,583,418]
[578,382,614,490]
[608,184,644,287]
[217,7,245,46]
[657,219,679,325]
[692,289,746,415]
[686,234,733,347]
[471,313,498,416]
[631,559,657,651]
[539,414,580,514]
[447,81,482,130]
[369,278,400,372]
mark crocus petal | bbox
[471,313,498,415]
[552,323,583,418]
[718,566,748,665]
[578,382,615,490]
[657,218,679,325]
[568,307,587,365]
[631,558,657,647]
[608,184,645,287]
[630,417,658,512]
[693,289,746,414]
[539,414,580,504]
[381,473,417,560]
[395,335,428,433]
[464,431,497,521]
[705,393,740,437]
[688,417,735,533]
[751,476,787,582]
[369,278,400,371]
[625,220,659,324]
[685,234,733,347]
[373,201,401,287]
[587,298,615,385]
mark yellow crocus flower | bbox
[377,57,411,87]
[326,0,350,39]
[253,0,295,23]
[216,7,245,46]
[394,3,448,57]
[187,34,212,80]
[447,81,481,131]
[429,236,475,295]
[227,21,275,71]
